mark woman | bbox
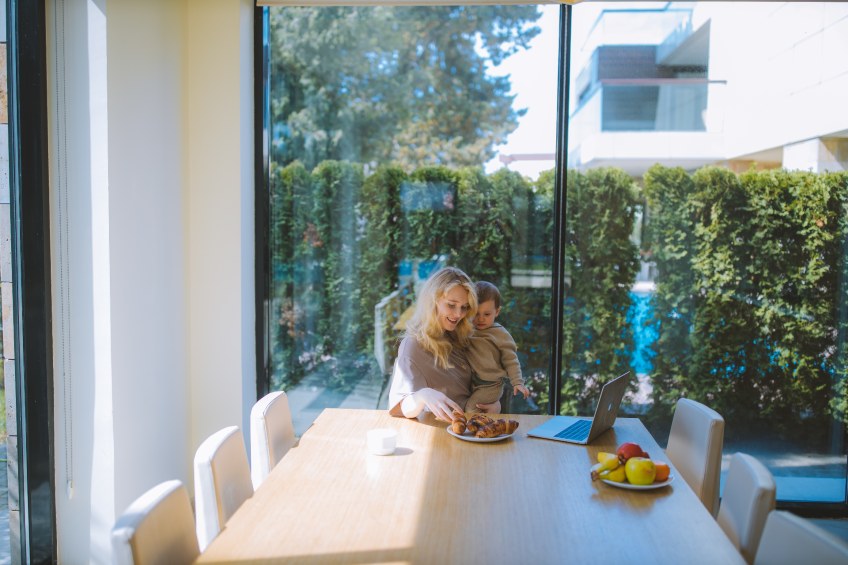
[388,266,499,421]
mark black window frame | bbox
[251,3,574,416]
[7,0,57,562]
[253,3,848,518]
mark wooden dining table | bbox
[195,408,744,564]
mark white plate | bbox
[601,474,674,490]
[446,426,516,443]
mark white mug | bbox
[367,428,397,455]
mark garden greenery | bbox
[645,165,848,442]
[271,159,848,442]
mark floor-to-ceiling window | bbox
[566,1,847,509]
[260,0,847,511]
[261,3,561,434]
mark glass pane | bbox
[267,4,559,434]
[0,245,8,563]
[569,1,848,505]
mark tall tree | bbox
[269,5,541,171]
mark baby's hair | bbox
[475,281,502,309]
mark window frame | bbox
[7,0,58,562]
[251,3,574,410]
[253,2,848,517]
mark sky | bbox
[485,2,650,179]
[484,6,561,179]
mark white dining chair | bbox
[754,510,848,565]
[194,425,254,551]
[716,452,777,563]
[665,397,725,516]
[250,390,296,489]
[111,479,200,565]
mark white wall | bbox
[706,2,848,162]
[49,1,117,561]
[107,0,194,539]
[186,0,256,473]
[47,1,254,562]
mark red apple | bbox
[616,442,649,464]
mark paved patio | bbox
[286,366,389,437]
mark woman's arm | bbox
[388,339,464,421]
[388,337,468,421]
[398,388,463,421]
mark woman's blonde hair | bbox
[406,266,477,369]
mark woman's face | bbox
[436,285,470,332]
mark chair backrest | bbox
[717,452,777,563]
[754,510,848,565]
[194,425,254,551]
[250,390,296,489]
[111,479,199,565]
[665,397,725,516]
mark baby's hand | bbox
[514,384,530,400]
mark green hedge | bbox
[360,165,407,353]
[559,167,641,415]
[270,159,848,438]
[645,165,848,441]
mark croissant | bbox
[451,411,467,434]
[466,413,495,434]
[475,418,519,438]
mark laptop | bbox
[527,371,630,445]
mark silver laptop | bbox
[527,372,630,444]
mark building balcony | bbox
[569,78,727,175]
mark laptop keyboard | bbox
[554,419,591,441]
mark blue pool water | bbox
[628,291,658,374]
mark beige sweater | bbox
[388,336,472,415]
[467,324,524,387]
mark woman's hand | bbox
[401,388,463,421]
[474,400,501,414]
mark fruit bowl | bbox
[601,474,674,490]
[591,443,674,489]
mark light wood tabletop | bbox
[196,409,744,564]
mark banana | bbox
[597,452,618,465]
[590,452,621,481]
[599,465,627,483]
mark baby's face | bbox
[474,300,500,331]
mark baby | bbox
[465,281,529,413]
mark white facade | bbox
[568,2,848,175]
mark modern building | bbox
[568,2,848,176]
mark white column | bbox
[186,0,256,465]
[48,0,116,562]
[47,0,254,562]
[783,137,848,173]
